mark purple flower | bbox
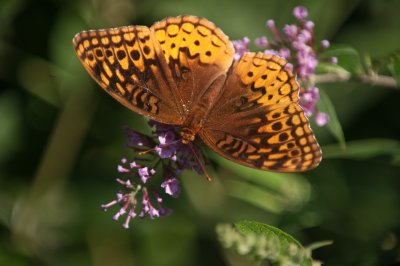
[330,57,338,64]
[254,36,268,48]
[130,161,138,168]
[266,19,276,29]
[161,177,181,198]
[232,37,250,60]
[154,191,172,216]
[149,120,174,135]
[124,126,152,147]
[264,49,280,56]
[115,178,133,188]
[138,188,172,219]
[117,158,140,176]
[293,6,308,20]
[102,120,209,228]
[315,112,330,126]
[304,21,314,30]
[321,40,330,49]
[278,48,291,59]
[303,87,320,101]
[155,130,177,159]
[297,53,318,77]
[175,143,206,176]
[138,167,155,184]
[118,164,130,173]
[140,194,159,219]
[285,63,294,72]
[283,24,298,40]
[101,180,141,229]
[122,209,137,229]
[300,87,320,117]
[297,29,312,43]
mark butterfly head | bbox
[180,127,196,144]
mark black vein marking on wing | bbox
[160,19,226,82]
[74,27,184,115]
[214,104,320,171]
[233,65,295,113]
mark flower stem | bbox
[314,73,398,89]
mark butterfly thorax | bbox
[180,106,207,144]
[180,75,227,144]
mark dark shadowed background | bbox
[1,0,400,265]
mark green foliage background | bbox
[1,0,400,265]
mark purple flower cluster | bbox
[232,6,337,127]
[232,37,251,61]
[101,121,207,228]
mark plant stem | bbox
[314,73,398,88]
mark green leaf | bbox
[322,138,400,160]
[316,61,351,76]
[217,222,330,266]
[388,58,400,88]
[317,90,346,148]
[235,220,302,248]
[322,44,364,75]
[235,221,313,266]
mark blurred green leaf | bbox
[17,57,69,106]
[0,91,22,164]
[388,58,400,87]
[317,89,346,148]
[0,0,24,36]
[322,138,400,160]
[209,153,311,212]
[0,249,28,266]
[225,180,287,213]
[323,44,364,75]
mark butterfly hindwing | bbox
[201,53,322,172]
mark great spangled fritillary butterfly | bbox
[73,15,322,172]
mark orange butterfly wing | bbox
[201,53,322,172]
[73,15,234,124]
[73,25,183,124]
[151,16,234,116]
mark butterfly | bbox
[72,15,322,173]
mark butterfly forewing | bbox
[201,53,322,172]
[151,16,234,115]
[72,25,182,124]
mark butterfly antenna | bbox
[188,143,212,182]
[137,148,155,155]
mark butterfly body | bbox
[73,15,322,172]
[180,73,227,144]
